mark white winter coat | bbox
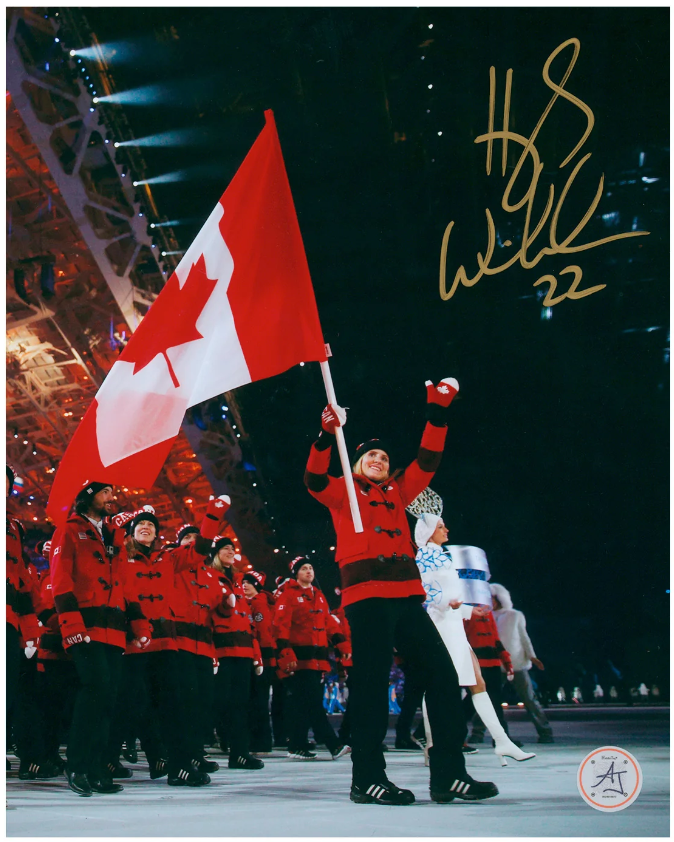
[416,542,476,686]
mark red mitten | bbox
[213,657,219,675]
[335,641,351,662]
[500,650,514,679]
[200,495,231,541]
[321,404,347,435]
[277,647,297,675]
[425,378,459,407]
[131,635,151,650]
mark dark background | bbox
[84,7,669,695]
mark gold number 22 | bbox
[533,265,606,307]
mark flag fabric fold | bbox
[47,110,326,525]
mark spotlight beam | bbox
[113,129,204,147]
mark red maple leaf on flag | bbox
[122,255,218,388]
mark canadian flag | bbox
[47,110,326,525]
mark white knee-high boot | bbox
[470,691,536,766]
[422,697,431,767]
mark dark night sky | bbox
[83,7,669,685]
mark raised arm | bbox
[304,404,348,510]
[397,378,459,507]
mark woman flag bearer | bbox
[304,379,499,805]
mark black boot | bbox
[89,776,124,794]
[19,760,61,780]
[195,756,219,773]
[66,770,93,797]
[228,753,264,770]
[149,758,168,780]
[168,767,209,787]
[121,741,138,763]
[350,780,416,805]
[106,761,133,779]
[430,774,499,803]
[394,736,422,751]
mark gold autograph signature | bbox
[439,38,650,306]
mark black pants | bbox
[215,657,253,758]
[286,670,340,754]
[14,652,46,764]
[463,665,509,737]
[249,669,273,752]
[68,641,123,779]
[176,650,214,761]
[37,660,79,762]
[395,660,426,740]
[110,651,191,773]
[345,597,466,788]
[6,623,21,750]
[270,674,287,747]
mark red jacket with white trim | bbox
[304,421,447,607]
[211,567,259,660]
[49,514,151,650]
[123,542,204,655]
[273,580,347,673]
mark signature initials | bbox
[439,38,649,306]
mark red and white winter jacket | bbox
[273,580,348,673]
[304,421,447,607]
[49,514,151,650]
[248,590,277,668]
[212,568,260,661]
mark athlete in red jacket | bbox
[304,382,498,805]
[107,508,217,787]
[210,538,264,770]
[243,571,276,754]
[49,481,152,796]
[273,557,350,761]
[172,496,231,779]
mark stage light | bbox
[89,107,95,113]
[133,181,139,187]
[114,142,120,148]
[113,128,204,147]
[330,546,335,551]
[93,84,173,106]
[252,483,257,487]
[161,251,166,256]
[150,219,183,228]
[438,131,443,136]
[93,97,99,103]
[299,362,305,366]
[428,23,433,28]
[132,171,188,185]
[428,84,433,89]
[70,49,76,56]
[54,37,60,43]
[104,138,110,144]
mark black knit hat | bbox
[242,571,265,591]
[127,511,161,536]
[6,464,16,495]
[353,438,391,466]
[289,555,312,578]
[75,481,113,514]
[211,536,235,558]
[176,524,199,544]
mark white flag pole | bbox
[320,357,364,534]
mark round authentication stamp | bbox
[577,746,643,812]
